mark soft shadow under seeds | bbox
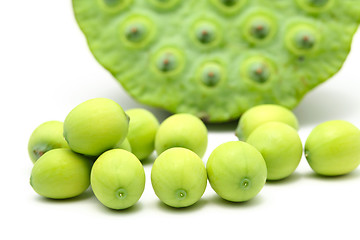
[265,172,303,185]
[303,169,360,181]
[155,198,208,213]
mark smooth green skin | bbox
[247,122,303,180]
[206,141,267,202]
[125,108,159,160]
[151,147,207,208]
[63,98,129,156]
[304,120,360,176]
[155,113,208,158]
[236,104,299,141]
[73,0,360,122]
[91,149,145,210]
[28,121,69,163]
[30,148,92,199]
[114,138,132,152]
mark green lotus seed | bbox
[304,120,360,176]
[206,141,267,202]
[235,104,299,141]
[28,121,69,164]
[125,108,159,160]
[114,138,132,152]
[63,98,129,156]
[247,122,303,180]
[151,147,207,208]
[91,149,145,210]
[30,148,92,199]
[155,113,208,158]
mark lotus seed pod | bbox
[63,98,129,156]
[114,138,132,152]
[28,121,69,163]
[91,149,145,210]
[73,0,360,122]
[304,120,360,176]
[125,108,159,160]
[151,147,207,208]
[206,141,267,202]
[247,122,303,180]
[30,148,92,199]
[235,104,299,141]
[155,113,208,158]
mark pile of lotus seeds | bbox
[28,98,360,209]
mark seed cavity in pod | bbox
[220,0,239,6]
[295,0,334,13]
[191,20,221,48]
[124,23,147,42]
[250,20,270,39]
[157,53,177,72]
[197,62,225,87]
[210,0,247,15]
[119,15,155,48]
[308,0,329,6]
[199,63,223,87]
[249,62,271,83]
[241,56,275,85]
[242,10,276,44]
[295,31,316,49]
[285,23,320,55]
[153,47,185,75]
[196,24,216,44]
[175,189,187,200]
[98,0,133,12]
[147,0,181,10]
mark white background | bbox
[1,1,360,239]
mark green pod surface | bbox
[73,0,360,122]
[151,147,207,208]
[206,141,267,202]
[30,148,92,199]
[91,149,145,210]
[304,120,360,176]
[247,122,303,180]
